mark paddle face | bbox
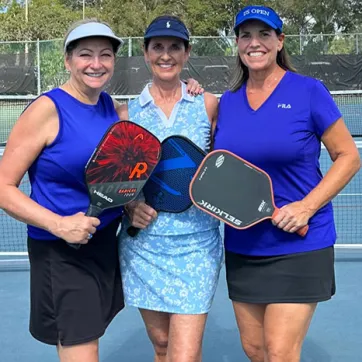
[190,150,275,229]
[143,135,206,212]
[85,120,161,217]
[126,135,206,237]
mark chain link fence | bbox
[0,33,361,95]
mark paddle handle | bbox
[85,205,103,217]
[127,225,141,238]
[67,205,103,249]
[272,208,309,237]
[297,225,309,237]
[67,242,81,250]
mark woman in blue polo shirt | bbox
[118,15,223,361]
[214,5,360,362]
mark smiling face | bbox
[65,37,115,92]
[144,37,190,82]
[236,20,284,73]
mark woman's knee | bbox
[140,309,170,357]
[150,332,169,356]
[232,302,265,362]
[265,341,301,362]
[58,339,99,362]
[241,338,264,362]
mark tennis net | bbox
[0,90,362,144]
[0,142,361,271]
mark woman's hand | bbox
[125,201,157,229]
[271,201,312,234]
[185,78,204,95]
[51,212,100,245]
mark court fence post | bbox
[37,39,41,95]
[128,38,132,57]
[356,34,359,55]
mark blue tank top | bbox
[28,88,123,240]
[215,72,341,256]
[128,82,220,235]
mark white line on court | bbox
[337,194,362,196]
[0,259,29,263]
[0,252,28,256]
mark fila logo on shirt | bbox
[277,103,292,109]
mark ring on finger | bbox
[87,233,93,240]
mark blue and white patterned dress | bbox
[119,82,223,314]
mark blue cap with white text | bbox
[144,16,190,41]
[234,6,283,34]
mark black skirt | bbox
[225,247,335,304]
[27,218,124,346]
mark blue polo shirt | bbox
[214,71,342,256]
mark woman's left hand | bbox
[185,78,204,95]
[272,201,312,234]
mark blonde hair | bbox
[63,18,118,54]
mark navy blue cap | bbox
[144,16,190,41]
[234,6,283,34]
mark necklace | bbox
[247,76,281,94]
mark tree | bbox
[269,0,362,55]
[27,0,81,39]
[0,2,30,42]
[0,0,81,41]
[0,0,361,57]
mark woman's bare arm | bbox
[204,92,219,151]
[0,97,99,242]
[303,118,361,213]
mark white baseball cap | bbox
[64,22,123,53]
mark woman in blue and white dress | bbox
[117,15,223,362]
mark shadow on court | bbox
[1,253,362,361]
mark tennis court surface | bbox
[1,251,362,361]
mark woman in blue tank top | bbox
[0,19,127,361]
[213,5,360,362]
[117,15,223,362]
